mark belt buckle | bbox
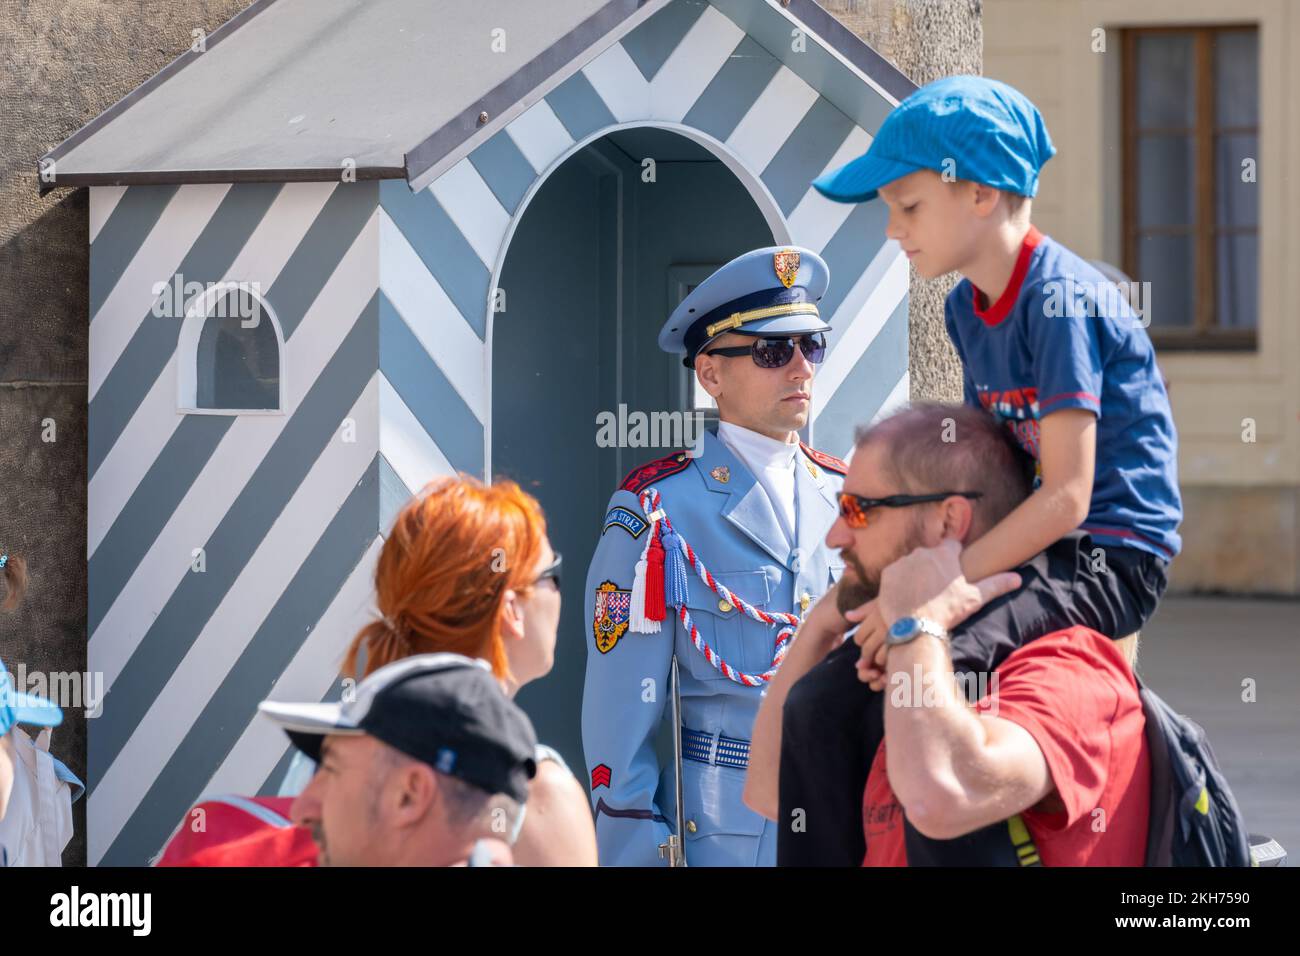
[707,730,721,766]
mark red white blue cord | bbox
[638,487,797,686]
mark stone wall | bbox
[821,0,982,403]
[0,0,254,867]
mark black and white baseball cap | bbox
[258,653,538,803]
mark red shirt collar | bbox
[972,225,1043,327]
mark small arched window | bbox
[177,283,285,414]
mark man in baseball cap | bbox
[259,653,537,867]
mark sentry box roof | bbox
[40,0,912,193]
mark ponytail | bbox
[341,476,545,682]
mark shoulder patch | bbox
[593,581,631,654]
[799,442,848,476]
[618,450,692,495]
[603,506,647,539]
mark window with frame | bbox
[178,283,284,413]
[1122,24,1259,349]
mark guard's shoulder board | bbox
[799,441,848,476]
[619,450,692,494]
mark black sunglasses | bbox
[533,552,562,590]
[702,333,827,369]
[837,491,983,528]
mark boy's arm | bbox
[957,408,1096,583]
[856,409,1096,688]
[854,281,1102,685]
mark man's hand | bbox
[877,538,1021,637]
[845,599,888,687]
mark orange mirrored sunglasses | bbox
[837,491,984,528]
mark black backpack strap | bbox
[1137,680,1177,866]
[1137,676,1253,867]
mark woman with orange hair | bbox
[293,475,597,866]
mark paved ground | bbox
[1137,596,1299,861]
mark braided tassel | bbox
[642,523,667,622]
[628,534,660,634]
[662,529,690,609]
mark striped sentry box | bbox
[85,0,911,864]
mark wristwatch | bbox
[885,616,950,647]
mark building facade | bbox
[985,0,1298,594]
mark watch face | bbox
[888,616,917,641]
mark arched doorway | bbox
[491,126,776,770]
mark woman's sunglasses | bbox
[837,491,984,529]
[533,552,562,590]
[702,332,827,369]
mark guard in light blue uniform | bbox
[581,247,847,867]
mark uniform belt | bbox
[681,728,750,770]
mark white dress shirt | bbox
[716,421,799,548]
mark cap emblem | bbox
[773,249,800,288]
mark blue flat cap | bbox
[660,246,830,366]
[812,75,1055,204]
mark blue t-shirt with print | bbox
[944,227,1182,559]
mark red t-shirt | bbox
[862,626,1150,866]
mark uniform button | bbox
[686,820,697,834]
[717,599,733,613]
